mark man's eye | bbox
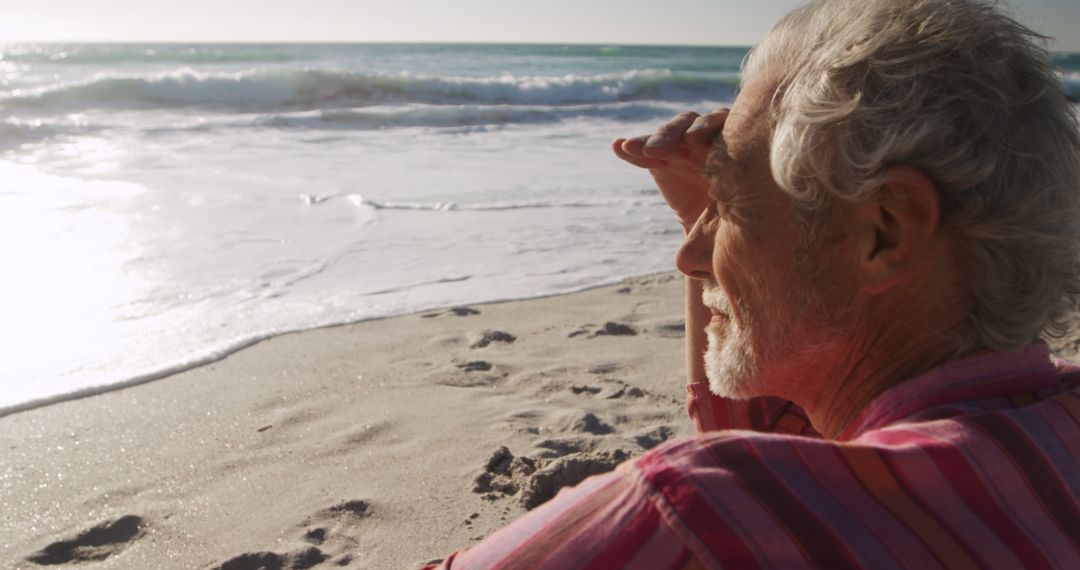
[708,187,739,219]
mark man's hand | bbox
[612,109,729,231]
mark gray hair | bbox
[745,0,1080,351]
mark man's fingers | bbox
[618,135,650,156]
[614,108,724,168]
[612,138,667,169]
[642,112,699,158]
[684,109,729,149]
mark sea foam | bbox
[2,68,740,112]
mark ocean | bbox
[2,43,1078,415]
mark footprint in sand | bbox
[587,362,619,375]
[567,324,596,338]
[456,360,493,372]
[569,384,601,395]
[469,330,516,349]
[303,527,327,545]
[26,515,146,565]
[214,546,327,570]
[654,320,686,339]
[594,321,638,337]
[312,499,370,522]
[568,322,638,338]
[212,500,369,570]
[431,360,503,387]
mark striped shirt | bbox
[427,342,1080,569]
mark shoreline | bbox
[1,270,678,420]
[0,272,692,568]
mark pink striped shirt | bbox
[427,342,1080,569]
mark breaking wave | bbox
[1,68,740,113]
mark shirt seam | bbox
[624,456,724,570]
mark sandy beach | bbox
[6,268,1080,569]
[1,273,694,569]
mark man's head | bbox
[679,0,1080,404]
[679,66,868,401]
[755,0,1080,350]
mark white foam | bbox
[360,196,660,212]
[0,111,683,416]
[3,68,740,112]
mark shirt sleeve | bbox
[685,381,819,437]
[421,467,697,570]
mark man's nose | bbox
[675,205,715,280]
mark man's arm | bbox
[683,276,711,388]
[612,109,721,387]
[614,111,813,436]
[421,469,696,569]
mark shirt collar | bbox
[837,341,1059,441]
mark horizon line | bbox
[1,39,751,49]
[3,39,1076,53]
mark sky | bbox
[1,0,1078,51]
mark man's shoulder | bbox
[637,426,854,463]
[628,385,1080,507]
[637,382,1080,477]
[625,429,839,495]
[621,403,1079,567]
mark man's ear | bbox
[851,166,941,295]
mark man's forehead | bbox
[723,71,782,152]
[705,74,781,175]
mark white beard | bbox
[701,283,762,399]
[701,271,850,401]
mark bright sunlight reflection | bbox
[0,160,148,408]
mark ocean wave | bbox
[1,68,741,113]
[256,100,702,130]
[0,99,719,141]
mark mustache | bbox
[701,279,732,314]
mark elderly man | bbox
[427,0,1080,567]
